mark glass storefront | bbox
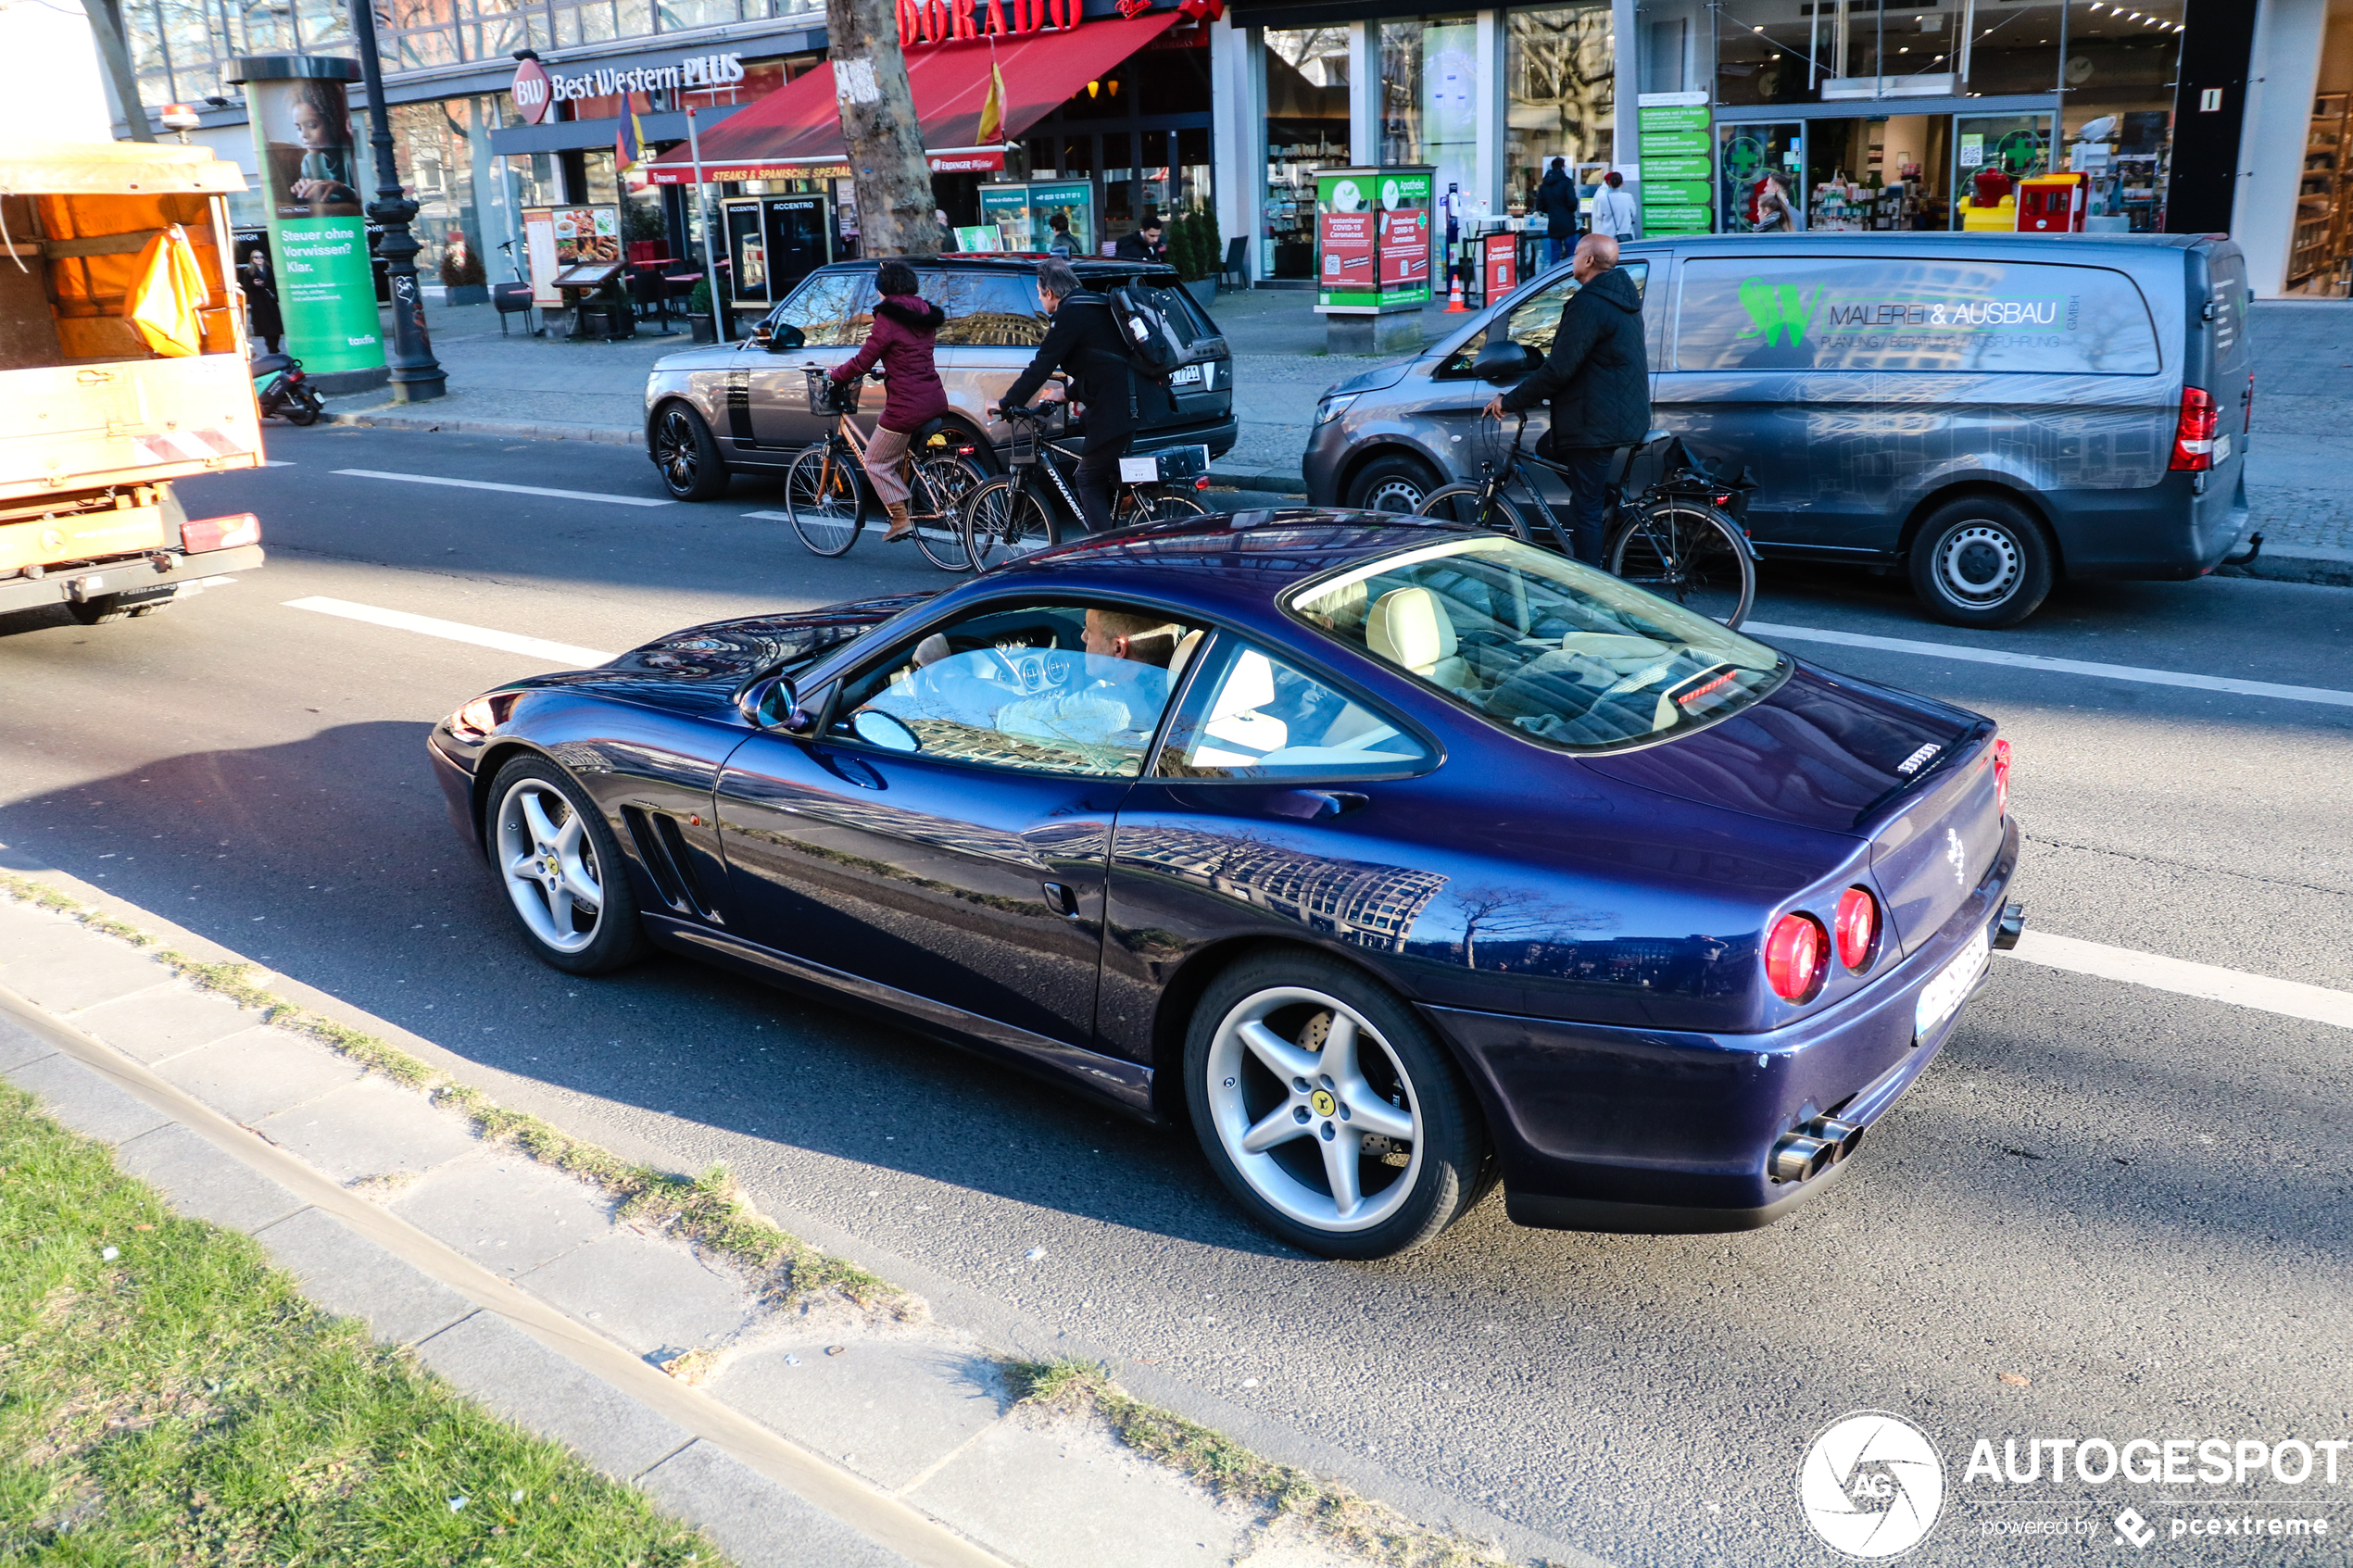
[1380,17,1479,207]
[1264,25,1351,280]
[1505,3,1615,216]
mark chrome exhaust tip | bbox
[1807,1116,1864,1162]
[1993,901,2026,951]
[1769,1133,1832,1184]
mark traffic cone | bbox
[1444,270,1467,312]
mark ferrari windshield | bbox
[1288,535,1786,750]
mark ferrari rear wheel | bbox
[1185,953,1489,1260]
[486,757,647,975]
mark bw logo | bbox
[1798,1411,1945,1559]
[1736,278,1827,347]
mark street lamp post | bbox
[347,0,446,402]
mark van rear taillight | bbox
[2169,388,2219,470]
[2244,371,2255,434]
[181,513,261,552]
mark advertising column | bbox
[1637,91,1715,237]
[229,55,387,393]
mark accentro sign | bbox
[510,51,746,122]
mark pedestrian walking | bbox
[1479,233,1648,566]
[1114,215,1166,264]
[1751,175,1796,232]
[1535,158,1579,267]
[1589,170,1638,244]
[239,244,283,355]
[994,258,1138,535]
[829,258,948,545]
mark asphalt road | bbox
[5,425,2349,1566]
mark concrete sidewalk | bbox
[327,290,1469,495]
[0,867,1561,1568]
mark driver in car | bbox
[860,608,1184,760]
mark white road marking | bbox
[1744,621,2353,711]
[283,596,617,667]
[330,468,674,508]
[263,459,296,467]
[741,509,903,535]
[2006,931,2353,1032]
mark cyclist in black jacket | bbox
[995,259,1138,534]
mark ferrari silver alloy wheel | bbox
[495,778,604,955]
[1205,986,1423,1234]
[1931,521,2022,608]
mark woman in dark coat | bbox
[241,245,283,355]
[830,259,948,542]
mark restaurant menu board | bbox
[522,204,622,307]
[1638,96,1713,237]
[1316,169,1433,312]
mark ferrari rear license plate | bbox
[1915,924,1990,1040]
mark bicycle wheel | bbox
[960,474,1059,571]
[1118,488,1212,529]
[1607,501,1755,630]
[1415,483,1532,541]
[785,443,866,558]
[909,453,988,572]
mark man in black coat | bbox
[1534,158,1579,267]
[997,258,1139,534]
[1113,216,1166,264]
[1482,233,1649,566]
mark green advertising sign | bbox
[1026,180,1094,256]
[239,60,384,378]
[978,184,1032,252]
[1315,169,1433,311]
[1639,99,1716,237]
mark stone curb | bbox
[0,872,1570,1568]
[324,408,647,447]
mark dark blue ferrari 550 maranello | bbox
[429,512,2023,1259]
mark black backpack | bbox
[1105,279,1214,414]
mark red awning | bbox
[648,13,1179,183]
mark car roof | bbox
[975,510,1472,614]
[805,256,1178,276]
[1627,232,2213,256]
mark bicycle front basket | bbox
[803,367,861,415]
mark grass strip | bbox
[1005,1358,1516,1568]
[0,1081,723,1565]
[0,871,907,1316]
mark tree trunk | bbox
[82,0,155,143]
[824,0,937,257]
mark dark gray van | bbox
[1302,234,2254,627]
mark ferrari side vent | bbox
[621,806,715,919]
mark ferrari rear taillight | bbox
[2169,387,2219,470]
[1765,913,1827,1001]
[181,512,261,551]
[1833,888,1879,972]
[1993,736,2012,818]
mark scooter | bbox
[253,353,323,425]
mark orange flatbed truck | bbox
[0,141,266,625]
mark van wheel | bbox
[1345,454,1441,514]
[1907,496,2055,629]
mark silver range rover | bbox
[643,256,1238,502]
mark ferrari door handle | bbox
[1041,881,1081,919]
[1266,789,1368,822]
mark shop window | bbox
[1507,4,1615,218]
[1263,25,1348,281]
[1065,63,1129,122]
[1139,36,1209,117]
[1381,18,1478,224]
[660,0,740,26]
[1672,256,2158,376]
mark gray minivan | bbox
[1302,233,2254,627]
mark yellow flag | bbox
[977,60,1007,144]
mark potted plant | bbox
[437,232,489,307]
[1174,207,1222,306]
[687,278,719,344]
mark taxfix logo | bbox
[1799,1411,1946,1558]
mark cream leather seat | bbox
[1365,587,1468,687]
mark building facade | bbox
[94,0,2343,297]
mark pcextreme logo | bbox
[1737,276,1827,346]
[1799,1411,1946,1558]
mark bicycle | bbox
[959,399,1212,572]
[1416,414,1758,629]
[783,368,988,571]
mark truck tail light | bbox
[2169,388,2219,470]
[1833,888,1879,972]
[181,512,261,552]
[1993,736,2011,818]
[1765,913,1827,1001]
